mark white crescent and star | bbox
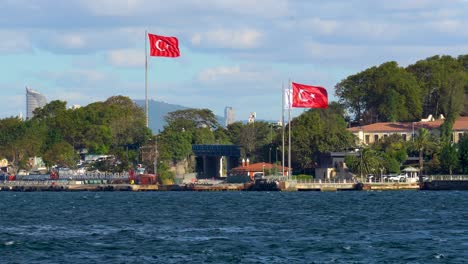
[298,89,315,102]
[155,40,165,52]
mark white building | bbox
[224,106,235,127]
[26,87,47,119]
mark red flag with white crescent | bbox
[148,33,180,57]
[292,82,328,108]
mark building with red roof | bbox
[228,161,289,182]
[348,116,468,145]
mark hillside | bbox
[134,99,225,133]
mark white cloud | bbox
[0,30,32,53]
[430,19,468,35]
[56,34,87,49]
[302,18,339,35]
[198,66,241,82]
[191,28,263,49]
[197,65,269,83]
[80,0,150,16]
[108,49,144,68]
[38,69,110,87]
[80,0,289,18]
[381,0,443,10]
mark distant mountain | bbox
[134,99,225,133]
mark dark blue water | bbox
[1,191,467,263]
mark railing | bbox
[59,171,129,180]
[426,175,468,181]
[1,180,71,186]
[292,178,355,184]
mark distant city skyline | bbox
[0,1,467,121]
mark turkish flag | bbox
[292,82,328,108]
[148,33,180,57]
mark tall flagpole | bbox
[288,79,292,179]
[145,30,149,128]
[281,82,285,177]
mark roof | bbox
[403,166,420,172]
[348,116,468,133]
[230,162,288,172]
[453,116,468,131]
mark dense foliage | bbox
[0,96,151,173]
[337,55,467,125]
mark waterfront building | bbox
[228,161,289,183]
[348,115,468,145]
[224,106,235,127]
[26,87,47,119]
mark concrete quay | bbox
[0,181,157,192]
[361,182,419,191]
[2,177,467,192]
[282,180,360,191]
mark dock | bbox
[421,175,468,190]
[1,175,468,192]
[283,179,359,191]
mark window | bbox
[374,135,379,142]
[383,134,388,138]
[402,134,407,141]
[365,135,370,144]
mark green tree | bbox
[290,106,355,173]
[193,127,215,144]
[159,128,192,163]
[0,118,45,173]
[439,143,459,175]
[345,148,385,178]
[226,121,274,162]
[336,61,422,124]
[213,128,231,144]
[413,128,431,173]
[407,55,466,118]
[165,108,220,130]
[43,141,77,168]
[458,134,468,174]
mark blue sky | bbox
[1,0,467,122]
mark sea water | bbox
[1,191,467,263]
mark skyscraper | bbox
[26,87,47,119]
[224,106,235,127]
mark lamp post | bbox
[360,147,363,182]
[269,147,272,164]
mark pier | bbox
[421,175,468,190]
[283,179,359,191]
[2,175,468,192]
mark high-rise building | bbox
[26,87,47,119]
[224,106,235,127]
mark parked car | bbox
[388,173,407,182]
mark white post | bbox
[281,82,285,178]
[288,79,292,180]
[145,30,149,128]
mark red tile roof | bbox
[348,116,468,133]
[454,116,468,131]
[231,162,288,172]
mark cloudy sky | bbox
[1,0,467,122]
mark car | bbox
[388,173,407,182]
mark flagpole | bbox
[288,79,292,180]
[281,82,285,178]
[145,30,149,128]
